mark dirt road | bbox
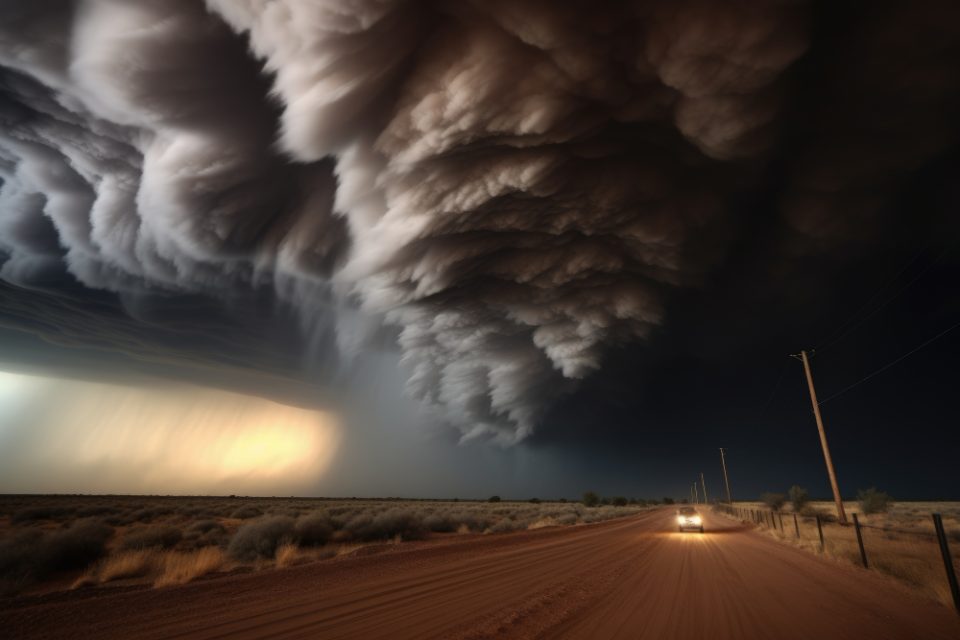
[3,509,958,639]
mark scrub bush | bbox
[228,517,295,560]
[788,486,810,512]
[858,488,893,514]
[295,512,334,546]
[121,526,183,550]
[761,492,786,511]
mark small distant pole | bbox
[793,350,848,525]
[700,472,709,505]
[816,515,825,551]
[693,482,700,505]
[719,448,733,504]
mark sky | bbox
[0,0,958,500]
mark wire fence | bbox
[713,502,960,613]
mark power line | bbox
[757,358,789,418]
[816,246,946,352]
[818,317,960,406]
[814,247,928,350]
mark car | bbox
[676,506,704,533]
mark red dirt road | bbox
[3,509,958,639]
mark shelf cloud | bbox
[1,0,957,444]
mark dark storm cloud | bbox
[0,0,957,444]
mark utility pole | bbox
[719,448,732,504]
[693,482,699,504]
[700,472,708,505]
[795,349,848,525]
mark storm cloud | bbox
[1,0,957,444]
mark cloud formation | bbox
[1,0,957,443]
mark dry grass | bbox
[724,501,960,608]
[275,543,306,568]
[98,550,157,582]
[153,548,224,588]
[72,547,224,589]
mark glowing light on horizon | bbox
[0,371,341,495]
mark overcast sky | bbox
[0,0,958,500]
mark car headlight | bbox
[677,516,684,524]
[691,516,702,525]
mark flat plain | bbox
[2,507,959,640]
[0,494,648,597]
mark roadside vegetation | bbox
[725,494,960,609]
[0,494,653,597]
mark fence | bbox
[713,502,960,613]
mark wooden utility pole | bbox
[700,472,708,505]
[797,350,848,525]
[693,482,699,504]
[719,448,733,504]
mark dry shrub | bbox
[341,508,427,542]
[527,518,558,530]
[154,548,223,588]
[423,513,457,533]
[3,520,113,595]
[129,507,174,523]
[858,488,893,514]
[228,516,295,560]
[11,506,75,524]
[295,512,333,546]
[121,525,183,551]
[486,518,529,534]
[187,519,224,535]
[230,506,263,520]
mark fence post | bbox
[778,512,784,531]
[852,513,868,568]
[932,514,960,613]
[794,513,800,538]
[816,514,824,551]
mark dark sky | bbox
[0,0,958,500]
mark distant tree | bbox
[600,496,611,506]
[788,485,810,511]
[612,496,628,507]
[582,491,600,507]
[558,498,568,503]
[761,492,786,511]
[663,497,675,505]
[858,487,892,514]
[529,498,541,504]
[488,495,501,503]
[680,498,689,504]
[628,498,639,505]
